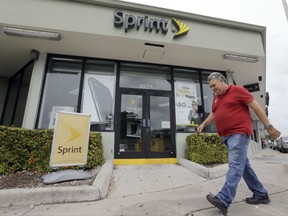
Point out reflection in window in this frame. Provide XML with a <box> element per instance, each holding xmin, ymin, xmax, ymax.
<box><xmin>202</xmin><ymin>71</ymin><xmax>217</xmax><ymax>133</ymax></box>
<box><xmin>120</xmin><ymin>95</ymin><xmax>142</xmax><ymax>152</ymax></box>
<box><xmin>150</xmin><ymin>96</ymin><xmax>171</xmax><ymax>152</ymax></box>
<box><xmin>174</xmin><ymin>69</ymin><xmax>202</xmax><ymax>132</ymax></box>
<box><xmin>120</xmin><ymin>63</ymin><xmax>171</xmax><ymax>90</ymax></box>
<box><xmin>37</xmin><ymin>58</ymin><xmax>82</xmax><ymax>129</ymax></box>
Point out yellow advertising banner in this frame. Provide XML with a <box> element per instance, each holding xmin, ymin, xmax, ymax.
<box><xmin>50</xmin><ymin>112</ymin><xmax>91</xmax><ymax>168</ymax></box>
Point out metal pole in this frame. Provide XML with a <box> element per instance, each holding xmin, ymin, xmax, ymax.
<box><xmin>283</xmin><ymin>0</ymin><xmax>288</xmax><ymax>22</ymax></box>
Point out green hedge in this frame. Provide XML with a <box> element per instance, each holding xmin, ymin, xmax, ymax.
<box><xmin>0</xmin><ymin>126</ymin><xmax>104</xmax><ymax>174</ymax></box>
<box><xmin>185</xmin><ymin>133</ymin><xmax>228</xmax><ymax>165</ymax></box>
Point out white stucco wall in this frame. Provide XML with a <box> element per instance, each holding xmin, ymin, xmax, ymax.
<box><xmin>101</xmin><ymin>131</ymin><xmax>115</xmax><ymax>160</ymax></box>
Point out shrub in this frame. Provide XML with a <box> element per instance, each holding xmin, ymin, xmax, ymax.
<box><xmin>0</xmin><ymin>126</ymin><xmax>104</xmax><ymax>174</ymax></box>
<box><xmin>85</xmin><ymin>132</ymin><xmax>104</xmax><ymax>170</ymax></box>
<box><xmin>185</xmin><ymin>133</ymin><xmax>228</xmax><ymax>165</ymax></box>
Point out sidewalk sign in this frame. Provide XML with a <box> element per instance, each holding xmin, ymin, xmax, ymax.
<box><xmin>49</xmin><ymin>111</ymin><xmax>91</xmax><ymax>168</ymax></box>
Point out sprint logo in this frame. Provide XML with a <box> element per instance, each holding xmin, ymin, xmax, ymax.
<box><xmin>64</xmin><ymin>125</ymin><xmax>81</xmax><ymax>143</ymax></box>
<box><xmin>171</xmin><ymin>18</ymin><xmax>190</xmax><ymax>38</ymax></box>
<box><xmin>130</xmin><ymin>98</ymin><xmax>137</xmax><ymax>106</ymax></box>
<box><xmin>114</xmin><ymin>10</ymin><xmax>190</xmax><ymax>39</ymax></box>
<box><xmin>57</xmin><ymin>123</ymin><xmax>82</xmax><ymax>156</ymax></box>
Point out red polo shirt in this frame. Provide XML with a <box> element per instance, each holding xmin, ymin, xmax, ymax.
<box><xmin>212</xmin><ymin>85</ymin><xmax>254</xmax><ymax>137</ymax></box>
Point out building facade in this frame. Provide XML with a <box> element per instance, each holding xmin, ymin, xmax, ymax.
<box><xmin>0</xmin><ymin>0</ymin><xmax>266</xmax><ymax>162</ymax></box>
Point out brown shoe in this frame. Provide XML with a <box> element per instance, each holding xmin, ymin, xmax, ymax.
<box><xmin>206</xmin><ymin>194</ymin><xmax>228</xmax><ymax>214</ymax></box>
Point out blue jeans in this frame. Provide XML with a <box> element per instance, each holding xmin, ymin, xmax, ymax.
<box><xmin>216</xmin><ymin>134</ymin><xmax>268</xmax><ymax>208</ymax></box>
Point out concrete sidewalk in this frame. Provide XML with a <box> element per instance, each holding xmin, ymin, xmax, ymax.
<box><xmin>0</xmin><ymin>152</ymin><xmax>227</xmax><ymax>208</ymax></box>
<box><xmin>1</xmin><ymin>149</ymin><xmax>288</xmax><ymax>216</ymax></box>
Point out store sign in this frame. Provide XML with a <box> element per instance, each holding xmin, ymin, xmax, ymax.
<box><xmin>113</xmin><ymin>10</ymin><xmax>190</xmax><ymax>38</ymax></box>
<box><xmin>243</xmin><ymin>83</ymin><xmax>260</xmax><ymax>92</ymax></box>
<box><xmin>50</xmin><ymin>112</ymin><xmax>91</xmax><ymax>168</ymax></box>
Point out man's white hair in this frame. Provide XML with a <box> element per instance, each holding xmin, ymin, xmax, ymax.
<box><xmin>208</xmin><ymin>72</ymin><xmax>228</xmax><ymax>84</ymax></box>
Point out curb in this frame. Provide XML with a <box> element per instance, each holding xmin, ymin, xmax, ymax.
<box><xmin>178</xmin><ymin>158</ymin><xmax>228</xmax><ymax>179</ymax></box>
<box><xmin>0</xmin><ymin>160</ymin><xmax>114</xmax><ymax>208</ymax></box>
<box><xmin>92</xmin><ymin>159</ymin><xmax>113</xmax><ymax>198</ymax></box>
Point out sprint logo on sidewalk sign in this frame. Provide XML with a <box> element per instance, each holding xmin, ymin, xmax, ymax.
<box><xmin>114</xmin><ymin>10</ymin><xmax>190</xmax><ymax>38</ymax></box>
<box><xmin>50</xmin><ymin>112</ymin><xmax>91</xmax><ymax>168</ymax></box>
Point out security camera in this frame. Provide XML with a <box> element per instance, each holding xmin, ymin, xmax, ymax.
<box><xmin>30</xmin><ymin>49</ymin><xmax>39</xmax><ymax>60</ymax></box>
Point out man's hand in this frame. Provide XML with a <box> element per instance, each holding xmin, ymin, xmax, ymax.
<box><xmin>197</xmin><ymin>124</ymin><xmax>204</xmax><ymax>133</ymax></box>
<box><xmin>247</xmin><ymin>100</ymin><xmax>281</xmax><ymax>140</ymax></box>
<box><xmin>196</xmin><ymin>112</ymin><xmax>214</xmax><ymax>133</ymax></box>
<box><xmin>267</xmin><ymin>127</ymin><xmax>281</xmax><ymax>140</ymax></box>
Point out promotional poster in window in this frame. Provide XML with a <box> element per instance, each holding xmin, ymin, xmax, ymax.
<box><xmin>175</xmin><ymin>81</ymin><xmax>199</xmax><ymax>127</ymax></box>
<box><xmin>82</xmin><ymin>74</ymin><xmax>115</xmax><ymax>130</ymax></box>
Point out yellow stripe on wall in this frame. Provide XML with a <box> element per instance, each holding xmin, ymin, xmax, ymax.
<box><xmin>114</xmin><ymin>158</ymin><xmax>177</xmax><ymax>165</ymax></box>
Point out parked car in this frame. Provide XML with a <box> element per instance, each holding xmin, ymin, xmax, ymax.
<box><xmin>272</xmin><ymin>140</ymin><xmax>278</xmax><ymax>150</ymax></box>
<box><xmin>268</xmin><ymin>140</ymin><xmax>277</xmax><ymax>150</ymax></box>
<box><xmin>278</xmin><ymin>137</ymin><xmax>288</xmax><ymax>153</ymax></box>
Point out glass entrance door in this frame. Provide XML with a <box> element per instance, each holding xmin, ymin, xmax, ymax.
<box><xmin>115</xmin><ymin>89</ymin><xmax>175</xmax><ymax>159</ymax></box>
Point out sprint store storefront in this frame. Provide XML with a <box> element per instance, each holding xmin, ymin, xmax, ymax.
<box><xmin>0</xmin><ymin>0</ymin><xmax>266</xmax><ymax>163</ymax></box>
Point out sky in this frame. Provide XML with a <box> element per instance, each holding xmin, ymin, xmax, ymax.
<box><xmin>120</xmin><ymin>0</ymin><xmax>288</xmax><ymax>137</ymax></box>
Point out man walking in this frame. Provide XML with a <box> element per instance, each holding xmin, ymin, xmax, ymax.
<box><xmin>197</xmin><ymin>72</ymin><xmax>281</xmax><ymax>214</ymax></box>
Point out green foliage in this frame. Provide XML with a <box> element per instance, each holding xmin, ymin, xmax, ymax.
<box><xmin>0</xmin><ymin>126</ymin><xmax>104</xmax><ymax>174</ymax></box>
<box><xmin>85</xmin><ymin>132</ymin><xmax>104</xmax><ymax>170</ymax></box>
<box><xmin>185</xmin><ymin>133</ymin><xmax>228</xmax><ymax>165</ymax></box>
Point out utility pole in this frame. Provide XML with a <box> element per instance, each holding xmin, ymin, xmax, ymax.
<box><xmin>283</xmin><ymin>0</ymin><xmax>288</xmax><ymax>22</ymax></box>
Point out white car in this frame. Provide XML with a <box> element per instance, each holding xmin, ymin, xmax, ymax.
<box><xmin>272</xmin><ymin>140</ymin><xmax>278</xmax><ymax>150</ymax></box>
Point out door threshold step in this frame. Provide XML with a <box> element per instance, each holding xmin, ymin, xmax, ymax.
<box><xmin>114</xmin><ymin>158</ymin><xmax>177</xmax><ymax>165</ymax></box>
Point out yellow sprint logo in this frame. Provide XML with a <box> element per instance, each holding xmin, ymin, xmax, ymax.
<box><xmin>57</xmin><ymin>123</ymin><xmax>82</xmax><ymax>156</ymax></box>
<box><xmin>172</xmin><ymin>18</ymin><xmax>190</xmax><ymax>38</ymax></box>
<box><xmin>64</xmin><ymin>125</ymin><xmax>81</xmax><ymax>143</ymax></box>
<box><xmin>130</xmin><ymin>98</ymin><xmax>136</xmax><ymax>106</ymax></box>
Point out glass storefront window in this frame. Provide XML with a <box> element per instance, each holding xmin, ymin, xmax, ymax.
<box><xmin>2</xmin><ymin>73</ymin><xmax>20</xmax><ymax>125</ymax></box>
<box><xmin>13</xmin><ymin>64</ymin><xmax>33</xmax><ymax>127</ymax></box>
<box><xmin>81</xmin><ymin>60</ymin><xmax>116</xmax><ymax>131</ymax></box>
<box><xmin>1</xmin><ymin>61</ymin><xmax>33</xmax><ymax>127</ymax></box>
<box><xmin>119</xmin><ymin>94</ymin><xmax>143</xmax><ymax>152</ymax></box>
<box><xmin>150</xmin><ymin>96</ymin><xmax>172</xmax><ymax>152</ymax></box>
<box><xmin>37</xmin><ymin>57</ymin><xmax>82</xmax><ymax>129</ymax></box>
<box><xmin>120</xmin><ymin>63</ymin><xmax>171</xmax><ymax>90</ymax></box>
<box><xmin>174</xmin><ymin>69</ymin><xmax>202</xmax><ymax>132</ymax></box>
<box><xmin>37</xmin><ymin>55</ymin><xmax>222</xmax><ymax>135</ymax></box>
<box><xmin>201</xmin><ymin>71</ymin><xmax>218</xmax><ymax>133</ymax></box>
